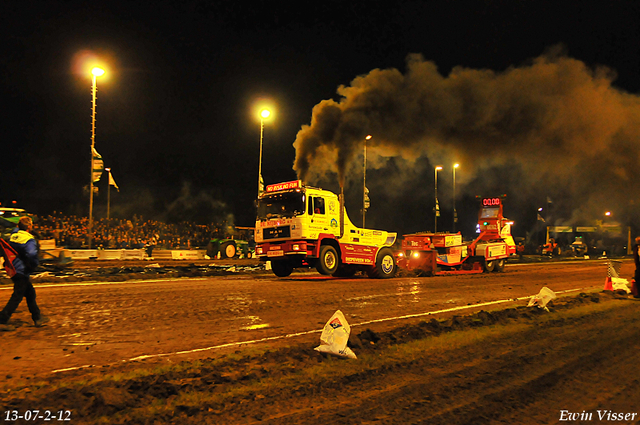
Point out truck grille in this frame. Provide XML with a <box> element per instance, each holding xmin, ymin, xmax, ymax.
<box><xmin>263</xmin><ymin>226</ymin><xmax>291</xmax><ymax>240</ymax></box>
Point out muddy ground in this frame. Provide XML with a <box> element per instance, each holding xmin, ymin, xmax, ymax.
<box><xmin>1</xmin><ymin>259</ymin><xmax>639</xmax><ymax>424</ymax></box>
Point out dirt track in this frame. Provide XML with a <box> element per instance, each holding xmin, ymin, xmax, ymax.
<box><xmin>1</xmin><ymin>259</ymin><xmax>639</xmax><ymax>424</ymax></box>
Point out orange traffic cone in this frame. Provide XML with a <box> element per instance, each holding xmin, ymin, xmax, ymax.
<box><xmin>604</xmin><ymin>276</ymin><xmax>613</xmax><ymax>291</ymax></box>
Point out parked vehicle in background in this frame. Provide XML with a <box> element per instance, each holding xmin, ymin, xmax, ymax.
<box><xmin>1</xmin><ymin>208</ymin><xmax>31</xmax><ymax>242</ymax></box>
<box><xmin>206</xmin><ymin>226</ymin><xmax>255</xmax><ymax>259</ymax></box>
<box><xmin>569</xmin><ymin>236</ymin><xmax>588</xmax><ymax>256</ymax></box>
<box><xmin>540</xmin><ymin>238</ymin><xmax>560</xmax><ymax>257</ymax></box>
<box><xmin>0</xmin><ymin>208</ymin><xmax>29</xmax><ymax>230</ymax></box>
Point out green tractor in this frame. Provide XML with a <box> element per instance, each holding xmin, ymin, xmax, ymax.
<box><xmin>1</xmin><ymin>208</ymin><xmax>30</xmax><ymax>242</ymax></box>
<box><xmin>0</xmin><ymin>208</ymin><xmax>29</xmax><ymax>230</ymax></box>
<box><xmin>1</xmin><ymin>208</ymin><xmax>73</xmax><ymax>267</ymax></box>
<box><xmin>206</xmin><ymin>226</ymin><xmax>255</xmax><ymax>259</ymax></box>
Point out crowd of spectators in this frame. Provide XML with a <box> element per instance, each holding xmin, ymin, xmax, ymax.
<box><xmin>30</xmin><ymin>211</ymin><xmax>237</xmax><ymax>250</ymax></box>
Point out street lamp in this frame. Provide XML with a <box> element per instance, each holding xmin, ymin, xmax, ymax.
<box><xmin>363</xmin><ymin>135</ymin><xmax>372</xmax><ymax>227</ymax></box>
<box><xmin>88</xmin><ymin>66</ymin><xmax>105</xmax><ymax>249</ymax></box>
<box><xmin>453</xmin><ymin>163</ymin><xmax>459</xmax><ymax>232</ymax></box>
<box><xmin>434</xmin><ymin>165</ymin><xmax>443</xmax><ymax>233</ymax></box>
<box><xmin>258</xmin><ymin>108</ymin><xmax>271</xmax><ymax>195</ymax></box>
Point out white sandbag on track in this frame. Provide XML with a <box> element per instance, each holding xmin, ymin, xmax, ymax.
<box><xmin>314</xmin><ymin>310</ymin><xmax>357</xmax><ymax>359</ymax></box>
<box><xmin>528</xmin><ymin>286</ymin><xmax>557</xmax><ymax>310</ymax></box>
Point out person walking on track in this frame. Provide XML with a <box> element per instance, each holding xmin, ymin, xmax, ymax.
<box><xmin>0</xmin><ymin>216</ymin><xmax>49</xmax><ymax>331</ymax></box>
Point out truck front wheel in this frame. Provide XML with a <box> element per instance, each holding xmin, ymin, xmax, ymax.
<box><xmin>317</xmin><ymin>245</ymin><xmax>339</xmax><ymax>275</ymax></box>
<box><xmin>367</xmin><ymin>248</ymin><xmax>397</xmax><ymax>278</ymax></box>
<box><xmin>271</xmin><ymin>260</ymin><xmax>293</xmax><ymax>277</ymax></box>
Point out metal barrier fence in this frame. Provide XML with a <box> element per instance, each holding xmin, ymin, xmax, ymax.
<box><xmin>60</xmin><ymin>249</ymin><xmax>207</xmax><ymax>260</ymax></box>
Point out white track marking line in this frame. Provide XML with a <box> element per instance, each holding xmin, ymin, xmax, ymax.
<box><xmin>352</xmin><ymin>287</ymin><xmax>590</xmax><ymax>326</ymax></box>
<box><xmin>51</xmin><ymin>286</ymin><xmax>594</xmax><ymax>374</ymax></box>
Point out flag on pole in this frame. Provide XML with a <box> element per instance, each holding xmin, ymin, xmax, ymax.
<box><xmin>259</xmin><ymin>174</ymin><xmax>264</xmax><ymax>195</ymax></box>
<box><xmin>108</xmin><ymin>169</ymin><xmax>119</xmax><ymax>192</ymax></box>
<box><xmin>547</xmin><ymin>196</ymin><xmax>553</xmax><ymax>204</ymax></box>
<box><xmin>537</xmin><ymin>213</ymin><xmax>546</xmax><ymax>222</ymax></box>
<box><xmin>92</xmin><ymin>148</ymin><xmax>104</xmax><ymax>182</ymax></box>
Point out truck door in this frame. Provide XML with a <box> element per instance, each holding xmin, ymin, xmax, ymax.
<box><xmin>308</xmin><ymin>196</ymin><xmax>341</xmax><ymax>238</ymax></box>
<box><xmin>307</xmin><ymin>196</ymin><xmax>324</xmax><ymax>239</ymax></box>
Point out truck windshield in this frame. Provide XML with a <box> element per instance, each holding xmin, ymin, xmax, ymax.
<box><xmin>257</xmin><ymin>191</ymin><xmax>305</xmax><ymax>220</ymax></box>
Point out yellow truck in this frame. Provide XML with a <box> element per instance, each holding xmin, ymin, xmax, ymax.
<box><xmin>255</xmin><ymin>180</ymin><xmax>397</xmax><ymax>278</ymax></box>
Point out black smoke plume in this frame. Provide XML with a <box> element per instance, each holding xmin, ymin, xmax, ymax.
<box><xmin>293</xmin><ymin>48</ymin><xmax>640</xmax><ymax>229</ymax></box>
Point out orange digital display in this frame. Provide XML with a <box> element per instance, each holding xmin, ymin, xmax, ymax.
<box><xmin>482</xmin><ymin>198</ymin><xmax>502</xmax><ymax>207</ymax></box>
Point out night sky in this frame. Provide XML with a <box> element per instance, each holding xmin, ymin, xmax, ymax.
<box><xmin>3</xmin><ymin>1</ymin><xmax>640</xmax><ymax>240</ymax></box>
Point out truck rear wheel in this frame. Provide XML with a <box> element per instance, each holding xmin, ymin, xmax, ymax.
<box><xmin>484</xmin><ymin>259</ymin><xmax>496</xmax><ymax>272</ymax></box>
<box><xmin>271</xmin><ymin>260</ymin><xmax>293</xmax><ymax>277</ymax></box>
<box><xmin>367</xmin><ymin>248</ymin><xmax>397</xmax><ymax>278</ymax></box>
<box><xmin>317</xmin><ymin>245</ymin><xmax>339</xmax><ymax>275</ymax></box>
<box><xmin>496</xmin><ymin>259</ymin><xmax>506</xmax><ymax>272</ymax></box>
<box><xmin>220</xmin><ymin>241</ymin><xmax>237</xmax><ymax>259</ymax></box>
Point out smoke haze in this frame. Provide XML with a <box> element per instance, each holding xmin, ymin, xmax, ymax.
<box><xmin>91</xmin><ymin>181</ymin><xmax>234</xmax><ymax>226</ymax></box>
<box><xmin>293</xmin><ymin>48</ymin><xmax>640</xmax><ymax>231</ymax></box>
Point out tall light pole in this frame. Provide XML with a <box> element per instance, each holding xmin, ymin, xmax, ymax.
<box><xmin>258</xmin><ymin>108</ymin><xmax>271</xmax><ymax>196</ymax></box>
<box><xmin>105</xmin><ymin>167</ymin><xmax>111</xmax><ymax>220</ymax></box>
<box><xmin>363</xmin><ymin>135</ymin><xmax>371</xmax><ymax>228</ymax></box>
<box><xmin>434</xmin><ymin>165</ymin><xmax>443</xmax><ymax>233</ymax></box>
<box><xmin>453</xmin><ymin>163</ymin><xmax>459</xmax><ymax>232</ymax></box>
<box><xmin>537</xmin><ymin>207</ymin><xmax>545</xmax><ymax>246</ymax></box>
<box><xmin>88</xmin><ymin>67</ymin><xmax>104</xmax><ymax>249</ymax></box>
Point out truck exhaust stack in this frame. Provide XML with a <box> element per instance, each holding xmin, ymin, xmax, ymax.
<box><xmin>339</xmin><ymin>184</ymin><xmax>345</xmax><ymax>238</ymax></box>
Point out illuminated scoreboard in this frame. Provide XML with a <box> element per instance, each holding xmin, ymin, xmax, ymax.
<box><xmin>481</xmin><ymin>197</ymin><xmax>503</xmax><ymax>207</ymax></box>
<box><xmin>479</xmin><ymin>196</ymin><xmax>505</xmax><ymax>221</ymax></box>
